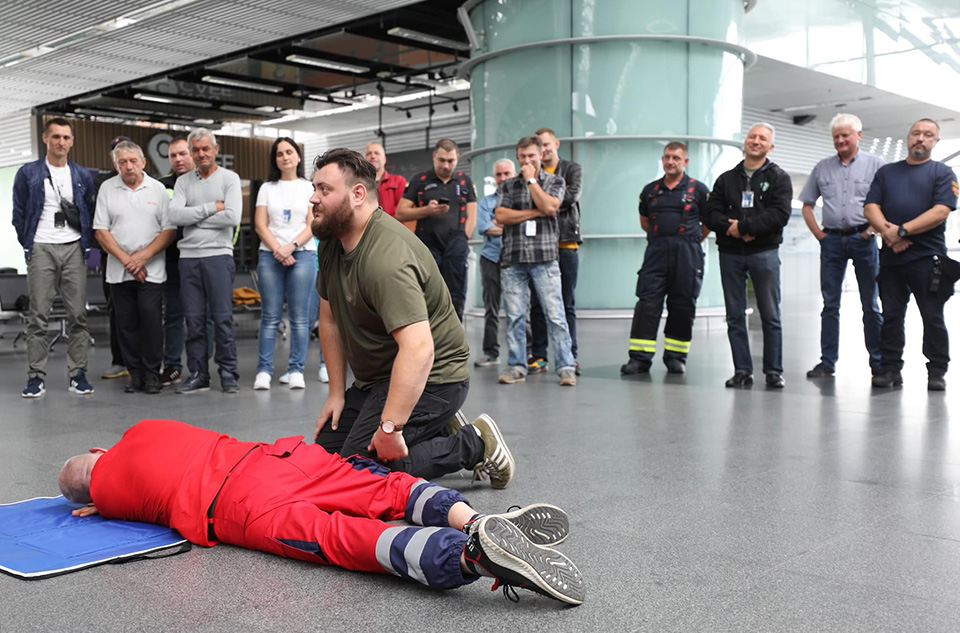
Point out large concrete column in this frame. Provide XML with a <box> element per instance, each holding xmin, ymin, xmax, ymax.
<box><xmin>461</xmin><ymin>0</ymin><xmax>755</xmax><ymax>309</ymax></box>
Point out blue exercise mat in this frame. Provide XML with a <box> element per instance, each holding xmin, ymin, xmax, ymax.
<box><xmin>0</xmin><ymin>496</ymin><xmax>190</xmax><ymax>579</ymax></box>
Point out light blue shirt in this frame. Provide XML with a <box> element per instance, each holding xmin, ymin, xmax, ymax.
<box><xmin>799</xmin><ymin>150</ymin><xmax>886</xmax><ymax>229</ymax></box>
<box><xmin>477</xmin><ymin>192</ymin><xmax>501</xmax><ymax>263</ymax></box>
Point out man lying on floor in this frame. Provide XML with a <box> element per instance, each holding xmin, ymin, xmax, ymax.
<box><xmin>58</xmin><ymin>419</ymin><xmax>584</xmax><ymax>605</ymax></box>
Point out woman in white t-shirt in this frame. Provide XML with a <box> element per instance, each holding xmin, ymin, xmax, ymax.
<box><xmin>253</xmin><ymin>138</ymin><xmax>317</xmax><ymax>390</ymax></box>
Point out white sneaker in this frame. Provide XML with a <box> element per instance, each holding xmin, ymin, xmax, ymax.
<box><xmin>253</xmin><ymin>372</ymin><xmax>271</xmax><ymax>390</ymax></box>
<box><xmin>318</xmin><ymin>364</ymin><xmax>329</xmax><ymax>383</ymax></box>
<box><xmin>278</xmin><ymin>372</ymin><xmax>290</xmax><ymax>384</ymax></box>
<box><xmin>288</xmin><ymin>372</ymin><xmax>306</xmax><ymax>389</ymax></box>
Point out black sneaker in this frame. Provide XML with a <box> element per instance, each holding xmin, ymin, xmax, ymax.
<box><xmin>725</xmin><ymin>371</ymin><xmax>753</xmax><ymax>388</ymax></box>
<box><xmin>765</xmin><ymin>373</ymin><xmax>785</xmax><ymax>389</ymax></box>
<box><xmin>806</xmin><ymin>363</ymin><xmax>835</xmax><ymax>378</ymax></box>
<box><xmin>68</xmin><ymin>371</ymin><xmax>94</xmax><ymax>395</ymax></box>
<box><xmin>464</xmin><ymin>516</ymin><xmax>584</xmax><ymax>605</ymax></box>
<box><xmin>466</xmin><ymin>504</ymin><xmax>570</xmax><ymax>546</ymax></box>
<box><xmin>177</xmin><ymin>373</ymin><xmax>210</xmax><ymax>394</ymax></box>
<box><xmin>221</xmin><ymin>374</ymin><xmax>240</xmax><ymax>394</ymax></box>
<box><xmin>620</xmin><ymin>359</ymin><xmax>650</xmax><ymax>375</ymax></box>
<box><xmin>124</xmin><ymin>374</ymin><xmax>145</xmax><ymax>394</ymax></box>
<box><xmin>872</xmin><ymin>371</ymin><xmax>903</xmax><ymax>388</ymax></box>
<box><xmin>160</xmin><ymin>367</ymin><xmax>182</xmax><ymax>386</ymax></box>
<box><xmin>22</xmin><ymin>377</ymin><xmax>45</xmax><ymax>399</ymax></box>
<box><xmin>928</xmin><ymin>374</ymin><xmax>947</xmax><ymax>391</ymax></box>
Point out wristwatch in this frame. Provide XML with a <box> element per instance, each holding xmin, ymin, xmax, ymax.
<box><xmin>897</xmin><ymin>225</ymin><xmax>909</xmax><ymax>238</ymax></box>
<box><xmin>527</xmin><ymin>178</ymin><xmax>537</xmax><ymax>186</ymax></box>
<box><xmin>380</xmin><ymin>420</ymin><xmax>403</xmax><ymax>434</ymax></box>
<box><xmin>292</xmin><ymin>239</ymin><xmax>300</xmax><ymax>249</ymax></box>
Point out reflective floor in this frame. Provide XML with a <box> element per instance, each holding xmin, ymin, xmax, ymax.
<box><xmin>1</xmin><ymin>281</ymin><xmax>959</xmax><ymax>632</ymax></box>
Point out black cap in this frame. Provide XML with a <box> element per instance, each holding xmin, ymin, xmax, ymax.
<box><xmin>110</xmin><ymin>135</ymin><xmax>134</xmax><ymax>150</ymax></box>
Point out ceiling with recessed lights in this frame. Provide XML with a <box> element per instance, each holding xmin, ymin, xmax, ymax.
<box><xmin>0</xmin><ymin>0</ymin><xmax>467</xmax><ymax>123</ymax></box>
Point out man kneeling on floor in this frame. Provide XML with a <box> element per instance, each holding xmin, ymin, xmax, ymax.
<box><xmin>59</xmin><ymin>420</ymin><xmax>584</xmax><ymax>605</ymax></box>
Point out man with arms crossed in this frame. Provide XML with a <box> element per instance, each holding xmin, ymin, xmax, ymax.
<box><xmin>311</xmin><ymin>149</ymin><xmax>514</xmax><ymax>489</ymax></box>
<box><xmin>167</xmin><ymin>129</ymin><xmax>242</xmax><ymax>394</ymax></box>
<box><xmin>800</xmin><ymin>113</ymin><xmax>885</xmax><ymax>378</ymax></box>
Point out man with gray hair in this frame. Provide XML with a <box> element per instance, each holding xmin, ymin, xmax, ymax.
<box><xmin>473</xmin><ymin>158</ymin><xmax>516</xmax><ymax>367</ymax></box>
<box><xmin>800</xmin><ymin>114</ymin><xmax>885</xmax><ymax>379</ymax></box>
<box><xmin>704</xmin><ymin>123</ymin><xmax>793</xmax><ymax>389</ymax></box>
<box><xmin>93</xmin><ymin>141</ymin><xmax>176</xmax><ymax>394</ymax></box>
<box><xmin>167</xmin><ymin>129</ymin><xmax>242</xmax><ymax>394</ymax></box>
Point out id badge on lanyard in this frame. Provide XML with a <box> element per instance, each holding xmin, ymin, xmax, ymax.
<box><xmin>741</xmin><ymin>191</ymin><xmax>754</xmax><ymax>208</ymax></box>
<box><xmin>524</xmin><ymin>220</ymin><xmax>537</xmax><ymax>237</ymax></box>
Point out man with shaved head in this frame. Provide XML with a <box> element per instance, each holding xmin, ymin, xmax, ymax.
<box><xmin>364</xmin><ymin>141</ymin><xmax>407</xmax><ymax>220</ymax></box>
<box><xmin>473</xmin><ymin>158</ymin><xmax>516</xmax><ymax>367</ymax></box>
<box><xmin>59</xmin><ymin>420</ymin><xmax>584</xmax><ymax>605</ymax></box>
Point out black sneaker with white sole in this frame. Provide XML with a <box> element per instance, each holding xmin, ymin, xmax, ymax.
<box><xmin>464</xmin><ymin>516</ymin><xmax>585</xmax><ymax>605</ymax></box>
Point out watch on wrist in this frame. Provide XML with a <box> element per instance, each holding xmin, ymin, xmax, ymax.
<box><xmin>527</xmin><ymin>178</ymin><xmax>537</xmax><ymax>186</ymax></box>
<box><xmin>898</xmin><ymin>225</ymin><xmax>909</xmax><ymax>238</ymax></box>
<box><xmin>380</xmin><ymin>420</ymin><xmax>403</xmax><ymax>434</ymax></box>
<box><xmin>292</xmin><ymin>239</ymin><xmax>300</xmax><ymax>249</ymax></box>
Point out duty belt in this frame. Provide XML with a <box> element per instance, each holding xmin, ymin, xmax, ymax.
<box><xmin>822</xmin><ymin>223</ymin><xmax>869</xmax><ymax>236</ymax></box>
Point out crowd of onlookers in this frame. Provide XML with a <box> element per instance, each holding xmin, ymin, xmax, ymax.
<box><xmin>10</xmin><ymin>113</ymin><xmax>959</xmax><ymax>398</ymax></box>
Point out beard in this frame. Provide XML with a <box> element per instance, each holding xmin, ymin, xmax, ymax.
<box><xmin>310</xmin><ymin>197</ymin><xmax>353</xmax><ymax>240</ymax></box>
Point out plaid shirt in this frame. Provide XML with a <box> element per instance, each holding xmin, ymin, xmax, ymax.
<box><xmin>497</xmin><ymin>170</ymin><xmax>566</xmax><ymax>265</ymax></box>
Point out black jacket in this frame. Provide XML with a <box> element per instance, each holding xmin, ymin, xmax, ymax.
<box><xmin>703</xmin><ymin>159</ymin><xmax>793</xmax><ymax>254</ymax></box>
<box><xmin>554</xmin><ymin>158</ymin><xmax>582</xmax><ymax>244</ymax></box>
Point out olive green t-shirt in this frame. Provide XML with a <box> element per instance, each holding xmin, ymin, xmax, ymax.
<box><xmin>317</xmin><ymin>208</ymin><xmax>470</xmax><ymax>389</ymax></box>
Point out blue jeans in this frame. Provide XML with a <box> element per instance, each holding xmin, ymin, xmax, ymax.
<box><xmin>257</xmin><ymin>250</ymin><xmax>318</xmax><ymax>375</ymax></box>
<box><xmin>501</xmin><ymin>261</ymin><xmax>575</xmax><ymax>373</ymax></box>
<box><xmin>530</xmin><ymin>248</ymin><xmax>579</xmax><ymax>360</ymax></box>
<box><xmin>308</xmin><ymin>282</ymin><xmax>324</xmax><ymax>364</ymax></box>
<box><xmin>719</xmin><ymin>249</ymin><xmax>783</xmax><ymax>375</ymax></box>
<box><xmin>819</xmin><ymin>234</ymin><xmax>882</xmax><ymax>371</ymax></box>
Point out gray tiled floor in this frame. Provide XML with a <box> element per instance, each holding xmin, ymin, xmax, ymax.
<box><xmin>1</xmin><ymin>285</ymin><xmax>959</xmax><ymax>632</ymax></box>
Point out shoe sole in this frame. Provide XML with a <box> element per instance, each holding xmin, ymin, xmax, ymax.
<box><xmin>499</xmin><ymin>375</ymin><xmax>526</xmax><ymax>384</ymax></box>
<box><xmin>68</xmin><ymin>386</ymin><xmax>94</xmax><ymax>395</ymax></box>
<box><xmin>22</xmin><ymin>390</ymin><xmax>45</xmax><ymax>399</ymax></box>
<box><xmin>478</xmin><ymin>517</ymin><xmax>584</xmax><ymax>605</ymax></box>
<box><xmin>474</xmin><ymin>414</ymin><xmax>515</xmax><ymax>490</ymax></box>
<box><xmin>492</xmin><ymin>504</ymin><xmax>570</xmax><ymax>546</ymax></box>
<box><xmin>560</xmin><ymin>377</ymin><xmax>577</xmax><ymax>386</ymax></box>
<box><xmin>223</xmin><ymin>387</ymin><xmax>240</xmax><ymax>394</ymax></box>
<box><xmin>101</xmin><ymin>373</ymin><xmax>129</xmax><ymax>379</ymax></box>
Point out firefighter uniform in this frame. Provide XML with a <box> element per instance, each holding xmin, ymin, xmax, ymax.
<box><xmin>626</xmin><ymin>174</ymin><xmax>710</xmax><ymax>371</ymax></box>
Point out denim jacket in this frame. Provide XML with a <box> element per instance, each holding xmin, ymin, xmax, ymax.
<box><xmin>12</xmin><ymin>158</ymin><xmax>96</xmax><ymax>261</ymax></box>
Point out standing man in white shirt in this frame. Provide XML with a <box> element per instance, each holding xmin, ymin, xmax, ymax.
<box><xmin>93</xmin><ymin>141</ymin><xmax>176</xmax><ymax>395</ymax></box>
<box><xmin>12</xmin><ymin>118</ymin><xmax>96</xmax><ymax>398</ymax></box>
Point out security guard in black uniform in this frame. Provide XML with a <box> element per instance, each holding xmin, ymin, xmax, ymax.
<box><xmin>396</xmin><ymin>138</ymin><xmax>478</xmax><ymax>322</ymax></box>
<box><xmin>622</xmin><ymin>142</ymin><xmax>710</xmax><ymax>375</ymax></box>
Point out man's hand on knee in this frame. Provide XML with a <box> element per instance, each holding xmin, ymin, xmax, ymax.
<box><xmin>314</xmin><ymin>395</ymin><xmax>345</xmax><ymax>439</ymax></box>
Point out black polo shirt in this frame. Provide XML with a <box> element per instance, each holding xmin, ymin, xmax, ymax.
<box><xmin>638</xmin><ymin>173</ymin><xmax>710</xmax><ymax>241</ymax></box>
<box><xmin>402</xmin><ymin>169</ymin><xmax>477</xmax><ymax>247</ymax></box>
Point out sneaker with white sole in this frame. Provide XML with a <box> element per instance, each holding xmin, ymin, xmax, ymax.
<box><xmin>559</xmin><ymin>368</ymin><xmax>577</xmax><ymax>386</ymax></box>
<box><xmin>22</xmin><ymin>377</ymin><xmax>45</xmax><ymax>398</ymax></box>
<box><xmin>68</xmin><ymin>371</ymin><xmax>94</xmax><ymax>395</ymax></box>
<box><xmin>318</xmin><ymin>364</ymin><xmax>329</xmax><ymax>383</ymax></box>
<box><xmin>463</xmin><ymin>516</ymin><xmax>585</xmax><ymax>605</ymax></box>
<box><xmin>278</xmin><ymin>372</ymin><xmax>290</xmax><ymax>384</ymax></box>
<box><xmin>498</xmin><ymin>367</ymin><xmax>526</xmax><ymax>385</ymax></box>
<box><xmin>470</xmin><ymin>414</ymin><xmax>515</xmax><ymax>489</ymax></box>
<box><xmin>253</xmin><ymin>372</ymin><xmax>271</xmax><ymax>390</ymax></box>
<box><xmin>464</xmin><ymin>503</ymin><xmax>570</xmax><ymax>546</ymax></box>
<box><xmin>288</xmin><ymin>372</ymin><xmax>305</xmax><ymax>389</ymax></box>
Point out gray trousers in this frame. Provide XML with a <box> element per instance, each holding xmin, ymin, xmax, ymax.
<box><xmin>26</xmin><ymin>241</ymin><xmax>89</xmax><ymax>379</ymax></box>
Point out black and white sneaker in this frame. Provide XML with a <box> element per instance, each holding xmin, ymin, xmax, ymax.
<box><xmin>465</xmin><ymin>503</ymin><xmax>570</xmax><ymax>546</ymax></box>
<box><xmin>464</xmin><ymin>516</ymin><xmax>585</xmax><ymax>605</ymax></box>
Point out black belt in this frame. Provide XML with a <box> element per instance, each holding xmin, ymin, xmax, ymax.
<box><xmin>822</xmin><ymin>223</ymin><xmax>869</xmax><ymax>236</ymax></box>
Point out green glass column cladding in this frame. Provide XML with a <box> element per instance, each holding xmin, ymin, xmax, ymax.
<box><xmin>463</xmin><ymin>0</ymin><xmax>753</xmax><ymax>309</ymax></box>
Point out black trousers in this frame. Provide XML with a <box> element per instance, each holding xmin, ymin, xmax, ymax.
<box><xmin>424</xmin><ymin>232</ymin><xmax>469</xmax><ymax>322</ymax></box>
<box><xmin>111</xmin><ymin>281</ymin><xmax>164</xmax><ymax>378</ymax></box>
<box><xmin>315</xmin><ymin>379</ymin><xmax>484</xmax><ymax>480</ymax></box>
<box><xmin>877</xmin><ymin>258</ymin><xmax>951</xmax><ymax>376</ymax></box>
<box><xmin>479</xmin><ymin>256</ymin><xmax>501</xmax><ymax>358</ymax></box>
<box><xmin>101</xmin><ymin>262</ymin><xmax>124</xmax><ymax>366</ymax></box>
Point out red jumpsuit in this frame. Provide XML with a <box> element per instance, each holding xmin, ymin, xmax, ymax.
<box><xmin>90</xmin><ymin>420</ymin><xmax>473</xmax><ymax>589</ymax></box>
